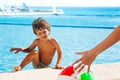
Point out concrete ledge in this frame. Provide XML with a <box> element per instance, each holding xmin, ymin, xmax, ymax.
<box><xmin>0</xmin><ymin>62</ymin><xmax>120</xmax><ymax>80</ymax></box>
<box><xmin>91</xmin><ymin>62</ymin><xmax>120</xmax><ymax>80</ymax></box>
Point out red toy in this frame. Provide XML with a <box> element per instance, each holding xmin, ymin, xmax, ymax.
<box><xmin>59</xmin><ymin>65</ymin><xmax>75</xmax><ymax>76</ymax></box>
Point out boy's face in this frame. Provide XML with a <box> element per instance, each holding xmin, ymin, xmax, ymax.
<box><xmin>35</xmin><ymin>29</ymin><xmax>50</xmax><ymax>41</ymax></box>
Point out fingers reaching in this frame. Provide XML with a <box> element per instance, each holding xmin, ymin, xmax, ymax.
<box><xmin>87</xmin><ymin>65</ymin><xmax>91</xmax><ymax>73</ymax></box>
<box><xmin>77</xmin><ymin>64</ymin><xmax>85</xmax><ymax>73</ymax></box>
<box><xmin>74</xmin><ymin>63</ymin><xmax>91</xmax><ymax>73</ymax></box>
<box><xmin>72</xmin><ymin>58</ymin><xmax>82</xmax><ymax>65</ymax></box>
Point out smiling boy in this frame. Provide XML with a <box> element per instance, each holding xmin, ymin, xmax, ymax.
<box><xmin>10</xmin><ymin>17</ymin><xmax>64</xmax><ymax>71</ymax></box>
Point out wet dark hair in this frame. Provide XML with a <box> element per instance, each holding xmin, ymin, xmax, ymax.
<box><xmin>32</xmin><ymin>17</ymin><xmax>51</xmax><ymax>35</ymax></box>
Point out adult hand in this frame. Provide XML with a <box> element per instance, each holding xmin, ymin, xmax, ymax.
<box><xmin>72</xmin><ymin>50</ymin><xmax>98</xmax><ymax>73</ymax></box>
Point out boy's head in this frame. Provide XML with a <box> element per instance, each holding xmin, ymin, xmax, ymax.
<box><xmin>32</xmin><ymin>17</ymin><xmax>51</xmax><ymax>35</ymax></box>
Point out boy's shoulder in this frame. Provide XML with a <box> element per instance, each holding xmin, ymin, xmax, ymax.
<box><xmin>50</xmin><ymin>38</ymin><xmax>60</xmax><ymax>44</ymax></box>
<box><xmin>33</xmin><ymin>38</ymin><xmax>40</xmax><ymax>43</ymax></box>
<box><xmin>34</xmin><ymin>38</ymin><xmax>40</xmax><ymax>41</ymax></box>
<box><xmin>50</xmin><ymin>37</ymin><xmax>58</xmax><ymax>41</ymax></box>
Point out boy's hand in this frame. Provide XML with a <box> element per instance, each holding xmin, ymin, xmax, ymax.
<box><xmin>10</xmin><ymin>48</ymin><xmax>22</xmax><ymax>54</ymax></box>
<box><xmin>14</xmin><ymin>66</ymin><xmax>21</xmax><ymax>71</ymax></box>
<box><xmin>55</xmin><ymin>64</ymin><xmax>64</xmax><ymax>69</ymax></box>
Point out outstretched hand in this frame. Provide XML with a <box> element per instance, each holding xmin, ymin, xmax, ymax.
<box><xmin>72</xmin><ymin>50</ymin><xmax>98</xmax><ymax>73</ymax></box>
<box><xmin>10</xmin><ymin>48</ymin><xmax>22</xmax><ymax>54</ymax></box>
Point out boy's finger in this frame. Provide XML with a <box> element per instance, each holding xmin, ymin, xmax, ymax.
<box><xmin>10</xmin><ymin>48</ymin><xmax>14</xmax><ymax>52</ymax></box>
<box><xmin>15</xmin><ymin>51</ymin><xmax>19</xmax><ymax>54</ymax></box>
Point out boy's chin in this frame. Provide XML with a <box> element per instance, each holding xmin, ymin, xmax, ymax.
<box><xmin>41</xmin><ymin>38</ymin><xmax>48</xmax><ymax>41</ymax></box>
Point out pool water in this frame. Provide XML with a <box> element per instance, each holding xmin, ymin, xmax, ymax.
<box><xmin>0</xmin><ymin>24</ymin><xmax>120</xmax><ymax>72</ymax></box>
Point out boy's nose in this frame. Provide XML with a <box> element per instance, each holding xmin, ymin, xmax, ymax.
<box><xmin>41</xmin><ymin>33</ymin><xmax>45</xmax><ymax>37</ymax></box>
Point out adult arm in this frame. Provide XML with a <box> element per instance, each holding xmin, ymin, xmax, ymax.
<box><xmin>72</xmin><ymin>25</ymin><xmax>120</xmax><ymax>73</ymax></box>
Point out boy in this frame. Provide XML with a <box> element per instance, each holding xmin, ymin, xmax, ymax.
<box><xmin>10</xmin><ymin>17</ymin><xmax>64</xmax><ymax>71</ymax></box>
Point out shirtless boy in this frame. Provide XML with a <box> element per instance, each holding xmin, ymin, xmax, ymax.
<box><xmin>10</xmin><ymin>17</ymin><xmax>64</xmax><ymax>71</ymax></box>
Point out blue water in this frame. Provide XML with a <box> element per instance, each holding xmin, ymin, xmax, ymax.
<box><xmin>0</xmin><ymin>7</ymin><xmax>120</xmax><ymax>72</ymax></box>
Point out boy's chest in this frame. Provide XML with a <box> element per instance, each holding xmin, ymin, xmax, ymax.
<box><xmin>37</xmin><ymin>41</ymin><xmax>55</xmax><ymax>50</ymax></box>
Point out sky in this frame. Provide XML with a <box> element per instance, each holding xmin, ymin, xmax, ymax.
<box><xmin>0</xmin><ymin>0</ymin><xmax>120</xmax><ymax>7</ymax></box>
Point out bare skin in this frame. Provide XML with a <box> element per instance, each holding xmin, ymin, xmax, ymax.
<box><xmin>72</xmin><ymin>25</ymin><xmax>120</xmax><ymax>73</ymax></box>
<box><xmin>10</xmin><ymin>29</ymin><xmax>64</xmax><ymax>71</ymax></box>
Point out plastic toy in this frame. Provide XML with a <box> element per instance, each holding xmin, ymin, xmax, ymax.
<box><xmin>57</xmin><ymin>65</ymin><xmax>94</xmax><ymax>80</ymax></box>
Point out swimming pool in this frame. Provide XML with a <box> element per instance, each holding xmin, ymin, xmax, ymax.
<box><xmin>0</xmin><ymin>7</ymin><xmax>120</xmax><ymax>72</ymax></box>
<box><xmin>0</xmin><ymin>23</ymin><xmax>120</xmax><ymax>72</ymax></box>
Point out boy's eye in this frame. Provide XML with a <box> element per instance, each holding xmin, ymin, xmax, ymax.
<box><xmin>43</xmin><ymin>31</ymin><xmax>47</xmax><ymax>34</ymax></box>
<box><xmin>38</xmin><ymin>31</ymin><xmax>47</xmax><ymax>35</ymax></box>
<box><xmin>38</xmin><ymin>32</ymin><xmax>42</xmax><ymax>35</ymax></box>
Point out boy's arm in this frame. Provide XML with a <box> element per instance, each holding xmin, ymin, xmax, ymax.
<box><xmin>52</xmin><ymin>39</ymin><xmax>64</xmax><ymax>69</ymax></box>
<box><xmin>22</xmin><ymin>40</ymin><xmax>37</xmax><ymax>53</ymax></box>
<box><xmin>10</xmin><ymin>39</ymin><xmax>37</xmax><ymax>53</ymax></box>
